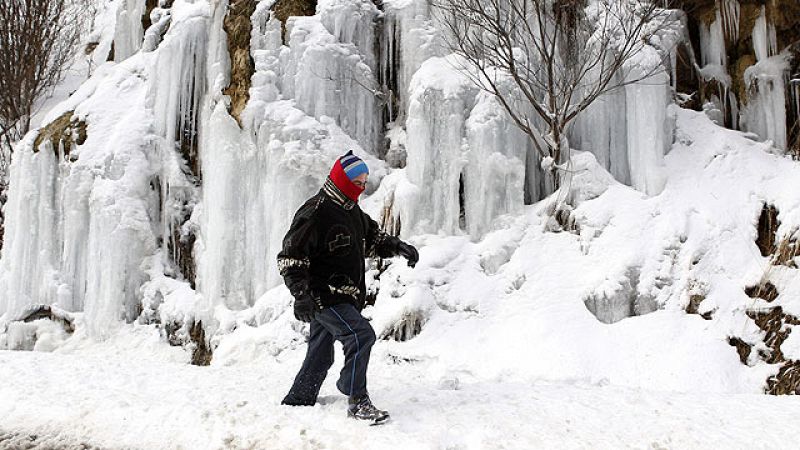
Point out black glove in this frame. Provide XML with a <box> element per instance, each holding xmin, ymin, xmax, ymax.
<box><xmin>396</xmin><ymin>241</ymin><xmax>419</xmax><ymax>268</ymax></box>
<box><xmin>294</xmin><ymin>292</ymin><xmax>322</xmax><ymax>323</ymax></box>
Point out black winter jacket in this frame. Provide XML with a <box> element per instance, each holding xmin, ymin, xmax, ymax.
<box><xmin>277</xmin><ymin>178</ymin><xmax>402</xmax><ymax>310</ymax></box>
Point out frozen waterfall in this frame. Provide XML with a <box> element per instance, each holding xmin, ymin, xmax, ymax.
<box><xmin>0</xmin><ymin>0</ymin><xmax>708</xmax><ymax>340</ymax></box>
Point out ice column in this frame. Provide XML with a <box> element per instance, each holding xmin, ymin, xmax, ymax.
<box><xmin>741</xmin><ymin>7</ymin><xmax>787</xmax><ymax>150</ymax></box>
<box><xmin>624</xmin><ymin>52</ymin><xmax>670</xmax><ymax>196</ymax></box>
<box><xmin>196</xmin><ymin>103</ymin><xmax>254</xmax><ymax>311</ymax></box>
<box><xmin>149</xmin><ymin>16</ymin><xmax>208</xmax><ymax>273</ymax></box>
<box><xmin>281</xmin><ymin>16</ymin><xmax>380</xmax><ymax>153</ymax></box>
<box><xmin>404</xmin><ymin>57</ymin><xmax>528</xmax><ymax>237</ymax></box>
<box><xmin>742</xmin><ymin>56</ymin><xmax>789</xmax><ymax>150</ymax></box>
<box><xmin>752</xmin><ymin>7</ymin><xmax>778</xmax><ymax>63</ymax></box>
<box><xmin>404</xmin><ymin>57</ymin><xmax>476</xmax><ymax>235</ymax></box>
<box><xmin>114</xmin><ymin>0</ymin><xmax>147</xmax><ymax>62</ymax></box>
<box><xmin>570</xmin><ymin>69</ymin><xmax>631</xmax><ymax>185</ymax></box>
<box><xmin>59</xmin><ymin>167</ymin><xmax>93</xmax><ymax>314</ymax></box>
<box><xmin>381</xmin><ymin>0</ymin><xmax>442</xmax><ymax>120</ymax></box>
<box><xmin>464</xmin><ymin>93</ymin><xmax>527</xmax><ymax>237</ymax></box>
<box><xmin>0</xmin><ymin>144</ymin><xmax>61</xmax><ymax>319</ymax></box>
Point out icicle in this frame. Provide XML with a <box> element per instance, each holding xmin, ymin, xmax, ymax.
<box><xmin>381</xmin><ymin>0</ymin><xmax>442</xmax><ymax>120</ymax></box>
<box><xmin>281</xmin><ymin>17</ymin><xmax>381</xmax><ymax>153</ymax></box>
<box><xmin>318</xmin><ymin>0</ymin><xmax>380</xmax><ymax>72</ymax></box>
<box><xmin>752</xmin><ymin>6</ymin><xmax>777</xmax><ymax>63</ymax></box>
<box><xmin>742</xmin><ymin>55</ymin><xmax>789</xmax><ymax>150</ymax></box>
<box><xmin>570</xmin><ymin>68</ymin><xmax>630</xmax><ymax>185</ymax></box>
<box><xmin>699</xmin><ymin>13</ymin><xmax>726</xmax><ymax>68</ymax></box>
<box><xmin>463</xmin><ymin>92</ymin><xmax>527</xmax><ymax>237</ymax></box>
<box><xmin>113</xmin><ymin>0</ymin><xmax>148</xmax><ymax>62</ymax></box>
<box><xmin>624</xmin><ymin>49</ymin><xmax>670</xmax><ymax>196</ymax></box>
<box><xmin>149</xmin><ymin>15</ymin><xmax>208</xmax><ymax>290</ymax></box>
<box><xmin>717</xmin><ymin>0</ymin><xmax>740</xmax><ymax>42</ymax></box>
<box><xmin>0</xmin><ymin>145</ymin><xmax>61</xmax><ymax>319</ymax></box>
<box><xmin>728</xmin><ymin>88</ymin><xmax>739</xmax><ymax>130</ymax></box>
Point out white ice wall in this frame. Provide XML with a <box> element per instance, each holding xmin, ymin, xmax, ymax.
<box><xmin>114</xmin><ymin>0</ymin><xmax>147</xmax><ymax>62</ymax></box>
<box><xmin>742</xmin><ymin>55</ymin><xmax>789</xmax><ymax>151</ymax></box>
<box><xmin>464</xmin><ymin>92</ymin><xmax>527</xmax><ymax>237</ymax></box>
<box><xmin>741</xmin><ymin>7</ymin><xmax>787</xmax><ymax>150</ymax></box>
<box><xmin>0</xmin><ymin>57</ymin><xmax>158</xmax><ymax>339</ymax></box>
<box><xmin>0</xmin><ymin>0</ymin><xmax>692</xmax><ymax>339</ymax></box>
<box><xmin>570</xmin><ymin>72</ymin><xmax>631</xmax><ymax>185</ymax></box>
<box><xmin>403</xmin><ymin>56</ymin><xmax>530</xmax><ymax>236</ymax></box>
<box><xmin>624</xmin><ymin>57</ymin><xmax>671</xmax><ymax>196</ymax></box>
<box><xmin>281</xmin><ymin>9</ymin><xmax>381</xmax><ymax>153</ymax></box>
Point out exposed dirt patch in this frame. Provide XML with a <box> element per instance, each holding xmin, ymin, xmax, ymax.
<box><xmin>744</xmin><ymin>305</ymin><xmax>800</xmax><ymax>394</ymax></box>
<box><xmin>754</xmin><ymin>203</ymin><xmax>798</xmax><ymax>268</ymax></box>
<box><xmin>161</xmin><ymin>319</ymin><xmax>213</xmax><ymax>366</ymax></box>
<box><xmin>773</xmin><ymin>232</ymin><xmax>799</xmax><ymax>268</ymax></box>
<box><xmin>728</xmin><ymin>201</ymin><xmax>800</xmax><ymax>394</ymax></box>
<box><xmin>18</xmin><ymin>305</ymin><xmax>75</xmax><ymax>334</ymax></box>
<box><xmin>222</xmin><ymin>0</ymin><xmax>258</xmax><ymax>126</ymax></box>
<box><xmin>141</xmin><ymin>0</ymin><xmax>158</xmax><ymax>31</ymax></box>
<box><xmin>686</xmin><ymin>293</ymin><xmax>713</xmax><ymax>319</ymax></box>
<box><xmin>744</xmin><ymin>281</ymin><xmax>779</xmax><ymax>302</ymax></box>
<box><xmin>271</xmin><ymin>0</ymin><xmax>317</xmax><ymax>44</ymax></box>
<box><xmin>189</xmin><ymin>320</ymin><xmax>213</xmax><ymax>366</ymax></box>
<box><xmin>33</xmin><ymin>111</ymin><xmax>87</xmax><ymax>159</ymax></box>
<box><xmin>746</xmin><ymin>306</ymin><xmax>798</xmax><ymax>364</ymax></box>
<box><xmin>766</xmin><ymin>361</ymin><xmax>800</xmax><ymax>395</ymax></box>
<box><xmin>728</xmin><ymin>337</ymin><xmax>752</xmax><ymax>365</ymax></box>
<box><xmin>380</xmin><ymin>311</ymin><xmax>425</xmax><ymax>342</ymax></box>
<box><xmin>756</xmin><ymin>203</ymin><xmax>779</xmax><ymax>257</ymax></box>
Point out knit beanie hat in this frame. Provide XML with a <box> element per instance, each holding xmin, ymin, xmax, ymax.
<box><xmin>329</xmin><ymin>150</ymin><xmax>369</xmax><ymax>201</ymax></box>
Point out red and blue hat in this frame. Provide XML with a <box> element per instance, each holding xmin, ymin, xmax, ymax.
<box><xmin>329</xmin><ymin>150</ymin><xmax>369</xmax><ymax>201</ymax></box>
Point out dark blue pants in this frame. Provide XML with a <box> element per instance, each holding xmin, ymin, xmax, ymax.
<box><xmin>282</xmin><ymin>303</ymin><xmax>377</xmax><ymax>406</ymax></box>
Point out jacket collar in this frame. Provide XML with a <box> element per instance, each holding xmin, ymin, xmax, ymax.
<box><xmin>322</xmin><ymin>178</ymin><xmax>356</xmax><ymax>210</ymax></box>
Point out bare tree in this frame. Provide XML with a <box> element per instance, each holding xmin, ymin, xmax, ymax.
<box><xmin>0</xmin><ymin>0</ymin><xmax>89</xmax><ymax>150</ymax></box>
<box><xmin>432</xmin><ymin>0</ymin><xmax>677</xmax><ymax>191</ymax></box>
<box><xmin>0</xmin><ymin>0</ymin><xmax>88</xmax><ymax>248</ymax></box>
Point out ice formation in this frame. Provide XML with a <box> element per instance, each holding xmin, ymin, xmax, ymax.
<box><xmin>401</xmin><ymin>56</ymin><xmax>531</xmax><ymax>236</ymax></box>
<box><xmin>624</xmin><ymin>53</ymin><xmax>671</xmax><ymax>196</ymax></box>
<box><xmin>0</xmin><ymin>0</ymin><xmax>793</xmax><ymax>348</ymax></box>
<box><xmin>113</xmin><ymin>0</ymin><xmax>148</xmax><ymax>62</ymax></box>
<box><xmin>717</xmin><ymin>0</ymin><xmax>740</xmax><ymax>43</ymax></box>
<box><xmin>742</xmin><ymin>54</ymin><xmax>789</xmax><ymax>151</ymax></box>
<box><xmin>699</xmin><ymin>11</ymin><xmax>727</xmax><ymax>69</ymax></box>
<box><xmin>752</xmin><ymin>6</ymin><xmax>778</xmax><ymax>64</ymax></box>
<box><xmin>570</xmin><ymin>72</ymin><xmax>631</xmax><ymax>185</ymax></box>
<box><xmin>0</xmin><ymin>57</ymin><xmax>158</xmax><ymax>339</ymax></box>
<box><xmin>690</xmin><ymin>1</ymin><xmax>790</xmax><ymax>150</ymax></box>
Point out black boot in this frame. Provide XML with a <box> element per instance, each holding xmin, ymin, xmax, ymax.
<box><xmin>347</xmin><ymin>393</ymin><xmax>389</xmax><ymax>423</ymax></box>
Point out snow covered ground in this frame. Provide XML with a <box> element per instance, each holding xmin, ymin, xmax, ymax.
<box><xmin>1</xmin><ymin>325</ymin><xmax>799</xmax><ymax>450</ymax></box>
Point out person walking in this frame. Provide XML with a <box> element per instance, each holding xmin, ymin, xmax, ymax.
<box><xmin>277</xmin><ymin>151</ymin><xmax>419</xmax><ymax>423</ymax></box>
